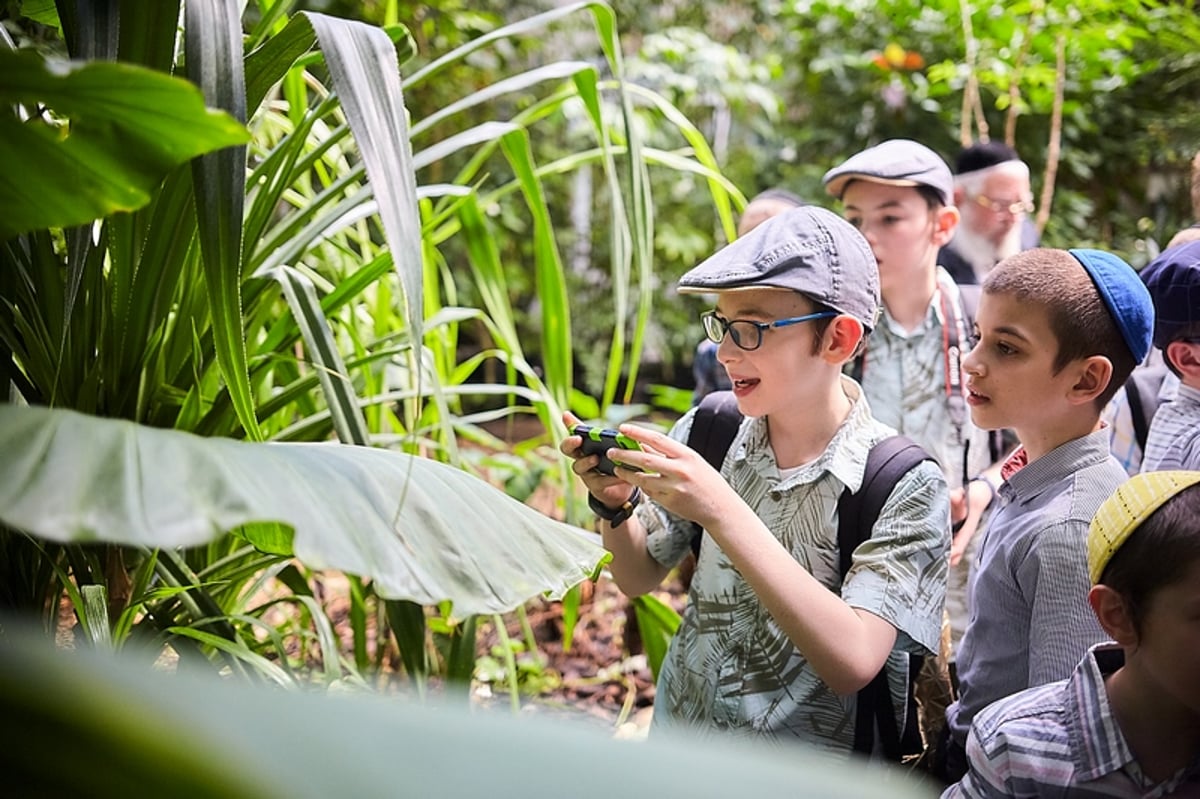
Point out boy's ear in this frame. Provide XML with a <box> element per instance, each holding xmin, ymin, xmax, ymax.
<box><xmin>1166</xmin><ymin>339</ymin><xmax>1200</xmax><ymax>379</ymax></box>
<box><xmin>1088</xmin><ymin>584</ymin><xmax>1138</xmax><ymax>646</ymax></box>
<box><xmin>932</xmin><ymin>205</ymin><xmax>960</xmax><ymax>247</ymax></box>
<box><xmin>1066</xmin><ymin>355</ymin><xmax>1113</xmax><ymax>405</ymax></box>
<box><xmin>822</xmin><ymin>315</ymin><xmax>865</xmax><ymax>364</ymax></box>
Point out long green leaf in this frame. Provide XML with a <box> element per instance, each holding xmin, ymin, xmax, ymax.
<box><xmin>268</xmin><ymin>265</ymin><xmax>371</xmax><ymax>446</ymax></box>
<box><xmin>0</xmin><ymin>404</ymin><xmax>609</xmax><ymax>615</ymax></box>
<box><xmin>303</xmin><ymin>12</ymin><xmax>424</xmax><ymax>429</ymax></box>
<box><xmin>499</xmin><ymin>130</ymin><xmax>571</xmax><ymax>412</ymax></box>
<box><xmin>185</xmin><ymin>0</ymin><xmax>261</xmax><ymax>441</ymax></box>
<box><xmin>630</xmin><ymin>593</ymin><xmax>681</xmax><ymax>681</ymax></box>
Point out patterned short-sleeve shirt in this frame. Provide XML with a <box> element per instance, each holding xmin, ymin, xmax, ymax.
<box><xmin>638</xmin><ymin>378</ymin><xmax>950</xmax><ymax>753</ymax></box>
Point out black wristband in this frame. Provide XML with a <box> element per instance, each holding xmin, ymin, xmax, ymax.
<box><xmin>588</xmin><ymin>487</ymin><xmax>642</xmax><ymax>528</ymax></box>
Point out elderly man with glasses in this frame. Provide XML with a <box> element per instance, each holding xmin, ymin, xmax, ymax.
<box><xmin>939</xmin><ymin>142</ymin><xmax>1040</xmax><ymax>285</ymax></box>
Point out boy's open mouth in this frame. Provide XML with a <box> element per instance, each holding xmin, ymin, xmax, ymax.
<box><xmin>731</xmin><ymin>377</ymin><xmax>760</xmax><ymax>391</ymax></box>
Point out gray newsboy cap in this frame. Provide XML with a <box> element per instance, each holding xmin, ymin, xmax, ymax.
<box><xmin>678</xmin><ymin>206</ymin><xmax>881</xmax><ymax>331</ymax></box>
<box><xmin>822</xmin><ymin>139</ymin><xmax>954</xmax><ymax>206</ymax></box>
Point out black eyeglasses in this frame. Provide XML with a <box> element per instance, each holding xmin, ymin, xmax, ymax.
<box><xmin>701</xmin><ymin>309</ymin><xmax>838</xmax><ymax>351</ymax></box>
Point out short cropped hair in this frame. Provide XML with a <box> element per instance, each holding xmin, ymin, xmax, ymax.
<box><xmin>1096</xmin><ymin>484</ymin><xmax>1200</xmax><ymax>635</ymax></box>
<box><xmin>983</xmin><ymin>248</ymin><xmax>1136</xmax><ymax>408</ymax></box>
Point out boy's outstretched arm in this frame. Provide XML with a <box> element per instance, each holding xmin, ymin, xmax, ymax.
<box><xmin>610</xmin><ymin>423</ymin><xmax>916</xmax><ymax>696</ymax></box>
<box><xmin>560</xmin><ymin>413</ymin><xmax>669</xmax><ymax>596</ymax></box>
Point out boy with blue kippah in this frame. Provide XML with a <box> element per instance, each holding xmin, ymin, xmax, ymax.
<box><xmin>937</xmin><ymin>247</ymin><xmax>1157</xmax><ymax>783</ymax></box>
<box><xmin>1139</xmin><ymin>240</ymin><xmax>1200</xmax><ymax>472</ymax></box>
<box><xmin>945</xmin><ymin>470</ymin><xmax>1200</xmax><ymax>797</ymax></box>
<box><xmin>561</xmin><ymin>206</ymin><xmax>950</xmax><ymax>755</ymax></box>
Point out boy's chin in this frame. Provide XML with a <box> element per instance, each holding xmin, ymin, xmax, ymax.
<box><xmin>967</xmin><ymin>404</ymin><xmax>1007</xmax><ymax>431</ymax></box>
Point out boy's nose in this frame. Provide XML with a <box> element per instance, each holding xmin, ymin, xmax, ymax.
<box><xmin>962</xmin><ymin>341</ymin><xmax>983</xmax><ymax>375</ymax></box>
<box><xmin>716</xmin><ymin>334</ymin><xmax>740</xmax><ymax>364</ymax></box>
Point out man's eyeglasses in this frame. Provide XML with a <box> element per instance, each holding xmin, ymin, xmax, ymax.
<box><xmin>701</xmin><ymin>309</ymin><xmax>837</xmax><ymax>351</ymax></box>
<box><xmin>971</xmin><ymin>195</ymin><xmax>1035</xmax><ymax>215</ymax></box>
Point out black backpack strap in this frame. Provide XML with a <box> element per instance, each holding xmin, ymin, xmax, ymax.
<box><xmin>1125</xmin><ymin>374</ymin><xmax>1150</xmax><ymax>452</ymax></box>
<box><xmin>685</xmin><ymin>390</ymin><xmax>743</xmax><ymax>557</ymax></box>
<box><xmin>839</xmin><ymin>435</ymin><xmax>933</xmax><ymax>759</ymax></box>
<box><xmin>837</xmin><ymin>436</ymin><xmax>930</xmax><ymax>576</ymax></box>
<box><xmin>1124</xmin><ymin>361</ymin><xmax>1171</xmax><ymax>454</ymax></box>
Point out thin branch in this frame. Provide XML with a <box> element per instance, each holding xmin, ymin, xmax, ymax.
<box><xmin>959</xmin><ymin>0</ymin><xmax>988</xmax><ymax>145</ymax></box>
<box><xmin>1003</xmin><ymin>22</ymin><xmax>1034</xmax><ymax>147</ymax></box>
<box><xmin>1035</xmin><ymin>35</ymin><xmax>1066</xmax><ymax>238</ymax></box>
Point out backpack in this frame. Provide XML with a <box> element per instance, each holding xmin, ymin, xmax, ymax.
<box><xmin>685</xmin><ymin>389</ymin><xmax>934</xmax><ymax>761</ymax></box>
<box><xmin>1123</xmin><ymin>360</ymin><xmax>1170</xmax><ymax>453</ymax></box>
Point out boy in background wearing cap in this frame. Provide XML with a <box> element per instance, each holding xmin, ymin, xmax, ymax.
<box><xmin>944</xmin><ymin>471</ymin><xmax>1200</xmax><ymax>797</ymax></box>
<box><xmin>939</xmin><ymin>247</ymin><xmax>1156</xmax><ymax>783</ymax></box>
<box><xmin>938</xmin><ymin>142</ymin><xmax>1039</xmax><ymax>286</ymax></box>
<box><xmin>560</xmin><ymin>206</ymin><xmax>950</xmax><ymax>754</ymax></box>
<box><xmin>1139</xmin><ymin>240</ymin><xmax>1200</xmax><ymax>472</ymax></box>
<box><xmin>823</xmin><ymin>139</ymin><xmax>1004</xmax><ymax>700</ymax></box>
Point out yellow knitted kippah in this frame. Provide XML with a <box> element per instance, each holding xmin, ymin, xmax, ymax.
<box><xmin>1088</xmin><ymin>470</ymin><xmax>1200</xmax><ymax>584</ymax></box>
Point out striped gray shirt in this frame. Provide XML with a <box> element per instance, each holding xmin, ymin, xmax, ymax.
<box><xmin>1140</xmin><ymin>382</ymin><xmax>1200</xmax><ymax>472</ymax></box>
<box><xmin>944</xmin><ymin>645</ymin><xmax>1200</xmax><ymax>797</ymax></box>
<box><xmin>947</xmin><ymin>428</ymin><xmax>1127</xmax><ymax>747</ymax></box>
<box><xmin>639</xmin><ymin>378</ymin><xmax>950</xmax><ymax>753</ymax></box>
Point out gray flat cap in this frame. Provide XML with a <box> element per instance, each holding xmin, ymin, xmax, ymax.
<box><xmin>822</xmin><ymin>139</ymin><xmax>954</xmax><ymax>206</ymax></box>
<box><xmin>678</xmin><ymin>205</ymin><xmax>881</xmax><ymax>331</ymax></box>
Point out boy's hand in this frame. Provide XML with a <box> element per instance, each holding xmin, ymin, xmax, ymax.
<box><xmin>561</xmin><ymin>412</ymin><xmax>639</xmax><ymax>510</ymax></box>
<box><xmin>603</xmin><ymin>422</ymin><xmax>734</xmax><ymax>531</ymax></box>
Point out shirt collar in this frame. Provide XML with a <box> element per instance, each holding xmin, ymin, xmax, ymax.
<box><xmin>998</xmin><ymin>427</ymin><xmax>1115</xmax><ymax>504</ymax></box>
<box><xmin>1067</xmin><ymin>645</ymin><xmax>1132</xmax><ymax>781</ymax></box>
<box><xmin>735</xmin><ymin>375</ymin><xmax>877</xmax><ymax>493</ymax></box>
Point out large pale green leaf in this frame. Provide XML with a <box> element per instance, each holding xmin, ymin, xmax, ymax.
<box><xmin>0</xmin><ymin>631</ymin><xmax>936</xmax><ymax>799</ymax></box>
<box><xmin>0</xmin><ymin>51</ymin><xmax>248</xmax><ymax>239</ymax></box>
<box><xmin>0</xmin><ymin>405</ymin><xmax>608</xmax><ymax>615</ymax></box>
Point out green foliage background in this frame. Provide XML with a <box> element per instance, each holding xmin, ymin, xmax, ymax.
<box><xmin>319</xmin><ymin>0</ymin><xmax>1200</xmax><ymax>391</ymax></box>
<box><xmin>1</xmin><ymin>0</ymin><xmax>1197</xmax><ymax>743</ymax></box>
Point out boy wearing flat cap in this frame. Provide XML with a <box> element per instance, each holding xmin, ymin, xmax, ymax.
<box><xmin>945</xmin><ymin>471</ymin><xmax>1200</xmax><ymax>797</ymax></box>
<box><xmin>823</xmin><ymin>139</ymin><xmax>1005</xmax><ymax>692</ymax></box>
<box><xmin>940</xmin><ymin>248</ymin><xmax>1157</xmax><ymax>781</ymax></box>
<box><xmin>1140</xmin><ymin>239</ymin><xmax>1200</xmax><ymax>472</ymax></box>
<box><xmin>561</xmin><ymin>206</ymin><xmax>950</xmax><ymax>754</ymax></box>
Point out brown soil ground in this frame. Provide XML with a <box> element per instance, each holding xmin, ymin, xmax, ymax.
<box><xmin>473</xmin><ymin>574</ymin><xmax>689</xmax><ymax>737</ymax></box>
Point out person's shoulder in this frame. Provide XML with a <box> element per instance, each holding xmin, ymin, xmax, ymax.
<box><xmin>972</xmin><ymin>678</ymin><xmax>1069</xmax><ymax>743</ymax></box>
<box><xmin>937</xmin><ymin>243</ymin><xmax>977</xmax><ymax>285</ymax></box>
<box><xmin>966</xmin><ymin>680</ymin><xmax>1075</xmax><ymax>793</ymax></box>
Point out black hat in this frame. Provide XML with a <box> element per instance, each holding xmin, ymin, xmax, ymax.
<box><xmin>955</xmin><ymin>141</ymin><xmax>1021</xmax><ymax>175</ymax></box>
